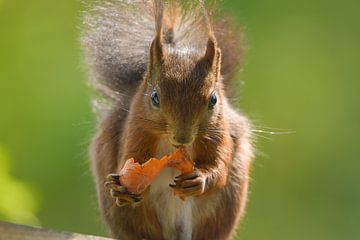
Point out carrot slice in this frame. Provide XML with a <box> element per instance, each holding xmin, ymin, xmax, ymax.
<box><xmin>119</xmin><ymin>148</ymin><xmax>194</xmax><ymax>194</ymax></box>
<box><xmin>167</xmin><ymin>148</ymin><xmax>193</xmax><ymax>174</ymax></box>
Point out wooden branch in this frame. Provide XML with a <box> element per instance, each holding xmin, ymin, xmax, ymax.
<box><xmin>0</xmin><ymin>221</ymin><xmax>114</xmax><ymax>240</ymax></box>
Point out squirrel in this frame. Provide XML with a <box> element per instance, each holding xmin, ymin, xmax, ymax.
<box><xmin>81</xmin><ymin>0</ymin><xmax>253</xmax><ymax>239</ymax></box>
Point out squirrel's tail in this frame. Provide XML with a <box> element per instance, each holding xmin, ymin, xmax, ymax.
<box><xmin>81</xmin><ymin>0</ymin><xmax>245</xmax><ymax>113</ymax></box>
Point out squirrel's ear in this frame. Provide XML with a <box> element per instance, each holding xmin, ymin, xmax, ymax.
<box><xmin>149</xmin><ymin>34</ymin><xmax>164</xmax><ymax>66</ymax></box>
<box><xmin>148</xmin><ymin>0</ymin><xmax>165</xmax><ymax>84</ymax></box>
<box><xmin>148</xmin><ymin>34</ymin><xmax>164</xmax><ymax>83</ymax></box>
<box><xmin>203</xmin><ymin>35</ymin><xmax>222</xmax><ymax>81</ymax></box>
<box><xmin>204</xmin><ymin>36</ymin><xmax>216</xmax><ymax>63</ymax></box>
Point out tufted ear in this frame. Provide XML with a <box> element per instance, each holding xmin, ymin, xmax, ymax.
<box><xmin>203</xmin><ymin>35</ymin><xmax>222</xmax><ymax>82</ymax></box>
<box><xmin>204</xmin><ymin>35</ymin><xmax>216</xmax><ymax>63</ymax></box>
<box><xmin>149</xmin><ymin>33</ymin><xmax>164</xmax><ymax>68</ymax></box>
<box><xmin>147</xmin><ymin>0</ymin><xmax>165</xmax><ymax>85</ymax></box>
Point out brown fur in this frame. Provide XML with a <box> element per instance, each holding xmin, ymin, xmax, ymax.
<box><xmin>86</xmin><ymin>1</ymin><xmax>253</xmax><ymax>239</ymax></box>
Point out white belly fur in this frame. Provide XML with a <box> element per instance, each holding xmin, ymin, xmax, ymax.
<box><xmin>149</xmin><ymin>139</ymin><xmax>194</xmax><ymax>240</ymax></box>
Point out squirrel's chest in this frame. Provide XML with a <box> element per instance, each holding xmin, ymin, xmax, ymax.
<box><xmin>148</xmin><ymin>139</ymin><xmax>194</xmax><ymax>239</ymax></box>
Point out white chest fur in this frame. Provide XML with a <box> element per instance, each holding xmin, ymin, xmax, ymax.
<box><xmin>149</xmin><ymin>139</ymin><xmax>194</xmax><ymax>240</ymax></box>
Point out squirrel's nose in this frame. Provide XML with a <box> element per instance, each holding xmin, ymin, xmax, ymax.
<box><xmin>170</xmin><ymin>135</ymin><xmax>194</xmax><ymax>148</ymax></box>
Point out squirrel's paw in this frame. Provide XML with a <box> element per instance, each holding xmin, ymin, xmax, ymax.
<box><xmin>169</xmin><ymin>170</ymin><xmax>206</xmax><ymax>198</ymax></box>
<box><xmin>104</xmin><ymin>173</ymin><xmax>142</xmax><ymax>207</ymax></box>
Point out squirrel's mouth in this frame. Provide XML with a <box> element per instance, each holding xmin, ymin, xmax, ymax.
<box><xmin>169</xmin><ymin>135</ymin><xmax>195</xmax><ymax>148</ymax></box>
<box><xmin>172</xmin><ymin>143</ymin><xmax>186</xmax><ymax>149</ymax></box>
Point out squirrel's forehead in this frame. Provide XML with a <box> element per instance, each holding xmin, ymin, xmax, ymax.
<box><xmin>163</xmin><ymin>55</ymin><xmax>196</xmax><ymax>72</ymax></box>
<box><xmin>162</xmin><ymin>56</ymin><xmax>209</xmax><ymax>81</ymax></box>
<box><xmin>160</xmin><ymin>68</ymin><xmax>211</xmax><ymax>89</ymax></box>
<box><xmin>158</xmin><ymin>72</ymin><xmax>212</xmax><ymax>99</ymax></box>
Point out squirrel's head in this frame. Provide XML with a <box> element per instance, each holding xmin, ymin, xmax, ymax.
<box><xmin>142</xmin><ymin>33</ymin><xmax>224</xmax><ymax>148</ymax></box>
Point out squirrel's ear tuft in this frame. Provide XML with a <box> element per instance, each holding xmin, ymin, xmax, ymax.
<box><xmin>148</xmin><ymin>0</ymin><xmax>165</xmax><ymax>84</ymax></box>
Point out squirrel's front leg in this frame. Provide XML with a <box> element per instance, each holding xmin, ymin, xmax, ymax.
<box><xmin>104</xmin><ymin>127</ymin><xmax>157</xmax><ymax>207</ymax></box>
<box><xmin>170</xmin><ymin>161</ymin><xmax>228</xmax><ymax>198</ymax></box>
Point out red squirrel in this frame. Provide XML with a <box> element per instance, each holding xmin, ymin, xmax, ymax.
<box><xmin>82</xmin><ymin>0</ymin><xmax>253</xmax><ymax>239</ymax></box>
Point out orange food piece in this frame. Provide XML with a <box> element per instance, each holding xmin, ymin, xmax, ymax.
<box><xmin>167</xmin><ymin>148</ymin><xmax>193</xmax><ymax>174</ymax></box>
<box><xmin>119</xmin><ymin>148</ymin><xmax>194</xmax><ymax>194</ymax></box>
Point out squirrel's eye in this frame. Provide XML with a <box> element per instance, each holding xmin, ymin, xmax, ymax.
<box><xmin>150</xmin><ymin>90</ymin><xmax>160</xmax><ymax>108</ymax></box>
<box><xmin>209</xmin><ymin>93</ymin><xmax>217</xmax><ymax>109</ymax></box>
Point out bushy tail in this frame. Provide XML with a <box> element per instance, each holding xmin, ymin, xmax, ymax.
<box><xmin>81</xmin><ymin>0</ymin><xmax>245</xmax><ymax>110</ymax></box>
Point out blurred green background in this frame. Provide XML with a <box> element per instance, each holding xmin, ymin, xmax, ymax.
<box><xmin>0</xmin><ymin>0</ymin><xmax>359</xmax><ymax>239</ymax></box>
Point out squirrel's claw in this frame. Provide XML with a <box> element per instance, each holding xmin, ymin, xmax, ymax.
<box><xmin>104</xmin><ymin>182</ymin><xmax>126</xmax><ymax>192</ymax></box>
<box><xmin>105</xmin><ymin>173</ymin><xmax>143</xmax><ymax>207</ymax></box>
<box><xmin>106</xmin><ymin>173</ymin><xmax>120</xmax><ymax>182</ymax></box>
<box><xmin>110</xmin><ymin>189</ymin><xmax>142</xmax><ymax>201</ymax></box>
<box><xmin>175</xmin><ymin>172</ymin><xmax>198</xmax><ymax>180</ymax></box>
<box><xmin>171</xmin><ymin>170</ymin><xmax>206</xmax><ymax>198</ymax></box>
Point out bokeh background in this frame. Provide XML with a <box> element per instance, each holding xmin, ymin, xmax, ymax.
<box><xmin>0</xmin><ymin>0</ymin><xmax>359</xmax><ymax>239</ymax></box>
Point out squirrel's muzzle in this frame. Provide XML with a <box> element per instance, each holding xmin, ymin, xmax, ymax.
<box><xmin>170</xmin><ymin>130</ymin><xmax>195</xmax><ymax>147</ymax></box>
